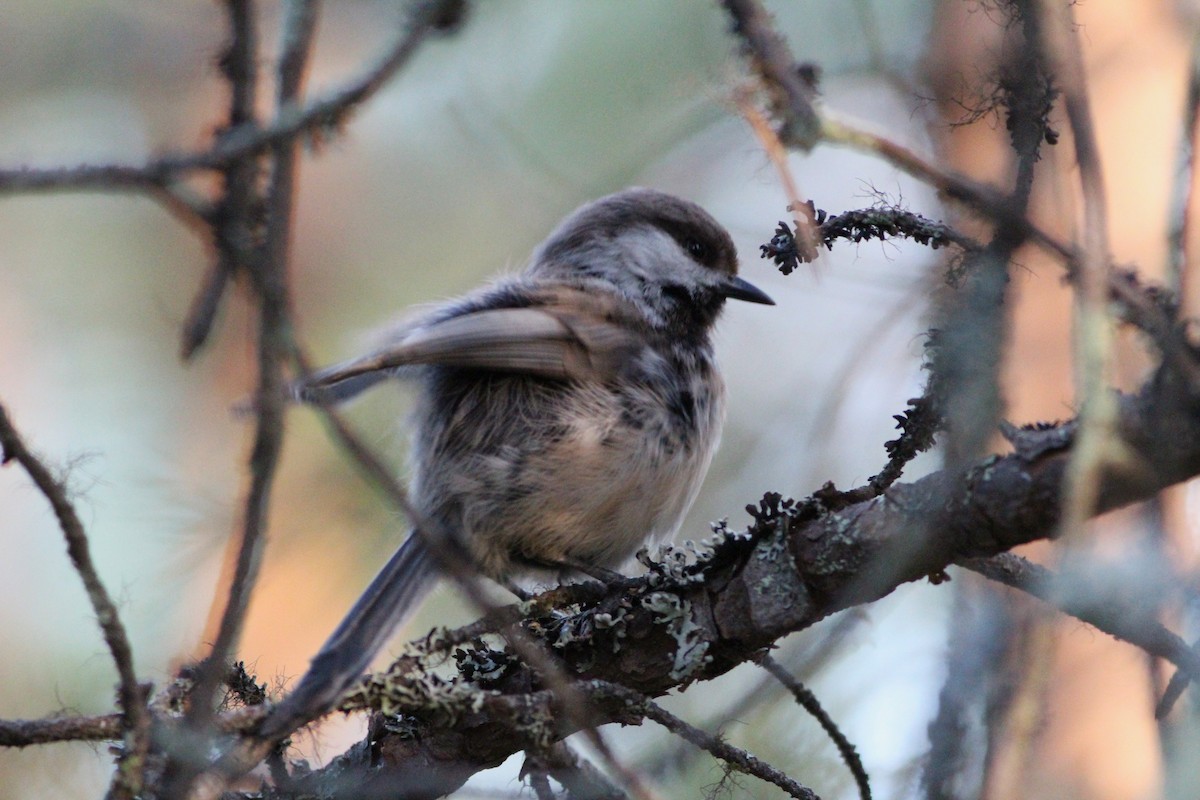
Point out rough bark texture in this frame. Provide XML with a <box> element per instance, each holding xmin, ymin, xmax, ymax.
<box><xmin>279</xmin><ymin>367</ymin><xmax>1200</xmax><ymax>799</ymax></box>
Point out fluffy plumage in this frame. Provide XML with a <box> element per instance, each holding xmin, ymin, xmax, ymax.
<box><xmin>260</xmin><ymin>188</ymin><xmax>772</xmax><ymax>739</ymax></box>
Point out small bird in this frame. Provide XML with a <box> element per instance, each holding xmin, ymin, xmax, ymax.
<box><xmin>260</xmin><ymin>188</ymin><xmax>772</xmax><ymax>739</ymax></box>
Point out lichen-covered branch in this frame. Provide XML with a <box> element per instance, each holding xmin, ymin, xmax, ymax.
<box><xmin>264</xmin><ymin>358</ymin><xmax>1200</xmax><ymax>796</ymax></box>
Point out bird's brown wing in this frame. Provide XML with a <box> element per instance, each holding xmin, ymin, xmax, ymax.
<box><xmin>297</xmin><ymin>300</ymin><xmax>643</xmax><ymax>403</ymax></box>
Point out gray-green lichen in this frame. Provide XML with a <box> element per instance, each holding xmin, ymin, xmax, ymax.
<box><xmin>640</xmin><ymin>591</ymin><xmax>711</xmax><ymax>682</ymax></box>
<box><xmin>592</xmin><ymin>606</ymin><xmax>629</xmax><ymax>652</ymax></box>
<box><xmin>339</xmin><ymin>661</ymin><xmax>496</xmax><ymax>724</ymax></box>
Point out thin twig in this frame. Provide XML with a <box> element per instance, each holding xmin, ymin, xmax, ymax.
<box><xmin>0</xmin><ymin>0</ymin><xmax>461</xmax><ymax>197</ymax></box>
<box><xmin>1168</xmin><ymin>31</ymin><xmax>1200</xmax><ymax>297</ymax></box>
<box><xmin>636</xmin><ymin>612</ymin><xmax>866</xmax><ymax>782</ymax></box>
<box><xmin>538</xmin><ymin>741</ymin><xmax>629</xmax><ymax>800</ymax></box>
<box><xmin>720</xmin><ymin>0</ymin><xmax>821</xmax><ymax>149</ymax></box>
<box><xmin>1036</xmin><ymin>0</ymin><xmax>1119</xmax><ymax>541</ymax></box>
<box><xmin>183</xmin><ymin>0</ymin><xmax>320</xmax><ymax>782</ymax></box>
<box><xmin>0</xmin><ymin>714</ymin><xmax>124</xmax><ymax>748</ymax></box>
<box><xmin>818</xmin><ymin>116</ymin><xmax>1197</xmax><ymax>384</ymax></box>
<box><xmin>590</xmin><ymin>682</ymin><xmax>821</xmax><ymax>800</ymax></box>
<box><xmin>761</xmin><ymin>655</ymin><xmax>871</xmax><ymax>800</ymax></box>
<box><xmin>960</xmin><ymin>554</ymin><xmax>1200</xmax><ymax>692</ymax></box>
<box><xmin>981</xmin><ymin>7</ymin><xmax>1108</xmax><ymax>794</ymax></box>
<box><xmin>0</xmin><ymin>403</ymin><xmax>150</xmax><ymax>797</ymax></box>
<box><xmin>178</xmin><ymin>8</ymin><xmax>321</xmax><ymax>797</ymax></box>
<box><xmin>181</xmin><ymin>0</ymin><xmax>261</xmax><ymax>360</ymax></box>
<box><xmin>736</xmin><ymin>93</ymin><xmax>819</xmax><ymax>262</ymax></box>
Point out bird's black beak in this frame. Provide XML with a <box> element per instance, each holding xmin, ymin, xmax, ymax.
<box><xmin>721</xmin><ymin>275</ymin><xmax>774</xmax><ymax>305</ymax></box>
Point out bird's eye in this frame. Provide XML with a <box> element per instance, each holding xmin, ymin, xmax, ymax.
<box><xmin>684</xmin><ymin>238</ymin><xmax>710</xmax><ymax>262</ymax></box>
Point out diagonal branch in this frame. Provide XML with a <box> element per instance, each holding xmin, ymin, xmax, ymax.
<box><xmin>720</xmin><ymin>0</ymin><xmax>821</xmax><ymax>149</ymax></box>
<box><xmin>761</xmin><ymin>655</ymin><xmax>871</xmax><ymax>800</ymax></box>
<box><xmin>621</xmin><ymin>683</ymin><xmax>820</xmax><ymax>800</ymax></box>
<box><xmin>13</xmin><ymin>358</ymin><xmax>1200</xmax><ymax>794</ymax></box>
<box><xmin>305</xmin><ymin>359</ymin><xmax>1200</xmax><ymax>794</ymax></box>
<box><xmin>959</xmin><ymin>553</ymin><xmax>1200</xmax><ymax>687</ymax></box>
<box><xmin>0</xmin><ymin>403</ymin><xmax>150</xmax><ymax>798</ymax></box>
<box><xmin>0</xmin><ymin>0</ymin><xmax>463</xmax><ymax>201</ymax></box>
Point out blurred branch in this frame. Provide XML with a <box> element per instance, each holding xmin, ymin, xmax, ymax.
<box><xmin>533</xmin><ymin>742</ymin><xmax>629</xmax><ymax>800</ymax></box>
<box><xmin>177</xmin><ymin>6</ymin><xmax>320</xmax><ymax>800</ymax></box>
<box><xmin>0</xmin><ymin>715</ymin><xmax>123</xmax><ymax>748</ymax></box>
<box><xmin>1156</xmin><ymin>635</ymin><xmax>1200</xmax><ymax>718</ymax></box>
<box><xmin>180</xmin><ymin>0</ymin><xmax>262</xmax><ymax>360</ymax></box>
<box><xmin>0</xmin><ymin>402</ymin><xmax>150</xmax><ymax>798</ymax></box>
<box><xmin>0</xmin><ymin>0</ymin><xmax>461</xmax><ymax>252</ymax></box>
<box><xmin>960</xmin><ymin>553</ymin><xmax>1200</xmax><ymax>688</ymax></box>
<box><xmin>193</xmin><ymin>0</ymin><xmax>319</xmax><ymax>711</ymax></box>
<box><xmin>721</xmin><ymin>0</ymin><xmax>821</xmax><ymax>149</ymax></box>
<box><xmin>1168</xmin><ymin>31</ymin><xmax>1200</xmax><ymax>296</ymax></box>
<box><xmin>721</xmin><ymin>0</ymin><xmax>1196</xmax><ymax>392</ymax></box>
<box><xmin>1035</xmin><ymin>0</ymin><xmax>1119</xmax><ymax>542</ymax></box>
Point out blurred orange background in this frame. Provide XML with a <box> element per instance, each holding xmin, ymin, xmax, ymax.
<box><xmin>1</xmin><ymin>2</ymin><xmax>1198</xmax><ymax>798</ymax></box>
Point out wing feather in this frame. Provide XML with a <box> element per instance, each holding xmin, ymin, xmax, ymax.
<box><xmin>296</xmin><ymin>301</ymin><xmax>643</xmax><ymax>404</ymax></box>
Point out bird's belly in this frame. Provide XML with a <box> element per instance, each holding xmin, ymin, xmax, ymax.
<box><xmin>413</xmin><ymin>367</ymin><xmax>724</xmax><ymax>582</ymax></box>
<box><xmin>468</xmin><ymin>392</ymin><xmax>719</xmax><ymax>577</ymax></box>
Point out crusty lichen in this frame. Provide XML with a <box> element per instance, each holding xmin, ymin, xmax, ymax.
<box><xmin>640</xmin><ymin>591</ymin><xmax>711</xmax><ymax>682</ymax></box>
<box><xmin>339</xmin><ymin>657</ymin><xmax>496</xmax><ymax>725</ymax></box>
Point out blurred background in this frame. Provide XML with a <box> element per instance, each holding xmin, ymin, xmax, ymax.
<box><xmin>1</xmin><ymin>1</ymin><xmax>1198</xmax><ymax>798</ymax></box>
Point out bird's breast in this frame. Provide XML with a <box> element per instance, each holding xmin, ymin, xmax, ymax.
<box><xmin>410</xmin><ymin>346</ymin><xmax>725</xmax><ymax>579</ymax></box>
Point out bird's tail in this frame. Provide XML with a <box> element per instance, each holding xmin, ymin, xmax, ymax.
<box><xmin>259</xmin><ymin>533</ymin><xmax>436</xmax><ymax>740</ymax></box>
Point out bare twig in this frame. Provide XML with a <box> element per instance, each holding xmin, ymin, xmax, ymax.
<box><xmin>0</xmin><ymin>0</ymin><xmax>460</xmax><ymax>209</ymax></box>
<box><xmin>1156</xmin><ymin>635</ymin><xmax>1200</xmax><ymax>718</ymax></box>
<box><xmin>0</xmin><ymin>714</ymin><xmax>124</xmax><ymax>748</ymax></box>
<box><xmin>0</xmin><ymin>403</ymin><xmax>150</xmax><ymax>797</ymax></box>
<box><xmin>183</xmin><ymin>3</ymin><xmax>320</xmax><ymax>791</ymax></box>
<box><xmin>761</xmin><ymin>655</ymin><xmax>871</xmax><ymax>800</ymax></box>
<box><xmin>181</xmin><ymin>0</ymin><xmax>261</xmax><ymax>360</ymax></box>
<box><xmin>736</xmin><ymin>94</ymin><xmax>819</xmax><ymax>262</ymax></box>
<box><xmin>720</xmin><ymin>0</ymin><xmax>821</xmax><ymax>149</ymax></box>
<box><xmin>1036</xmin><ymin>0</ymin><xmax>1119</xmax><ymax>542</ymax></box>
<box><xmin>177</xmin><ymin>9</ymin><xmax>321</xmax><ymax>798</ymax></box>
<box><xmin>818</xmin><ymin>116</ymin><xmax>1196</xmax><ymax>384</ymax></box>
<box><xmin>592</xmin><ymin>682</ymin><xmax>821</xmax><ymax>800</ymax></box>
<box><xmin>1168</xmin><ymin>31</ymin><xmax>1200</xmax><ymax>296</ymax></box>
<box><xmin>960</xmin><ymin>554</ymin><xmax>1200</xmax><ymax>691</ymax></box>
<box><xmin>636</xmin><ymin>612</ymin><xmax>867</xmax><ymax>783</ymax></box>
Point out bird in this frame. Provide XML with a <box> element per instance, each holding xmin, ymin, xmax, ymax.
<box><xmin>259</xmin><ymin>187</ymin><xmax>773</xmax><ymax>739</ymax></box>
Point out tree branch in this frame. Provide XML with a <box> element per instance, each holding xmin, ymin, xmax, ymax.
<box><xmin>0</xmin><ymin>714</ymin><xmax>124</xmax><ymax>748</ymax></box>
<box><xmin>959</xmin><ymin>553</ymin><xmax>1200</xmax><ymax>686</ymax></box>
<box><xmin>761</xmin><ymin>655</ymin><xmax>871</xmax><ymax>800</ymax></box>
<box><xmin>180</xmin><ymin>0</ymin><xmax>261</xmax><ymax>361</ymax></box>
<box><xmin>277</xmin><ymin>357</ymin><xmax>1200</xmax><ymax>795</ymax></box>
<box><xmin>181</xmin><ymin>2</ymin><xmax>320</xmax><ymax>778</ymax></box>
<box><xmin>0</xmin><ymin>402</ymin><xmax>150</xmax><ymax>797</ymax></box>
